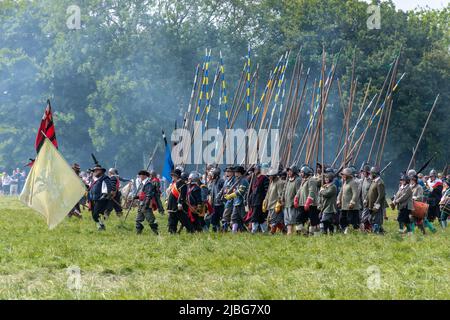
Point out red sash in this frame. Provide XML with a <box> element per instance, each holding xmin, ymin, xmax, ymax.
<box><xmin>170</xmin><ymin>182</ymin><xmax>180</xmax><ymax>199</ymax></box>
<box><xmin>186</xmin><ymin>185</ymin><xmax>196</xmax><ymax>223</ymax></box>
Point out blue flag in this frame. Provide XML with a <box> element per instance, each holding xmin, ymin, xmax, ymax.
<box><xmin>162</xmin><ymin>131</ymin><xmax>174</xmax><ymax>183</ymax></box>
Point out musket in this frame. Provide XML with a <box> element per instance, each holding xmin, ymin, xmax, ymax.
<box><xmin>91</xmin><ymin>153</ymin><xmax>99</xmax><ymax>166</ymax></box>
<box><xmin>416</xmin><ymin>153</ymin><xmax>437</xmax><ymax>175</ymax></box>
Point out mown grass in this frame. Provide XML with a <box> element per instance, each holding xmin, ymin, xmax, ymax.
<box><xmin>0</xmin><ymin>196</ymin><xmax>448</xmax><ymax>299</ymax></box>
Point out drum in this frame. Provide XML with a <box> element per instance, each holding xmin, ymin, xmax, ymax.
<box><xmin>412</xmin><ymin>200</ymin><xmax>428</xmax><ymax>219</ymax></box>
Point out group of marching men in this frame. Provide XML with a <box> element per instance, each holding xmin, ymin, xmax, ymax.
<box><xmin>71</xmin><ymin>161</ymin><xmax>450</xmax><ymax>235</ymax></box>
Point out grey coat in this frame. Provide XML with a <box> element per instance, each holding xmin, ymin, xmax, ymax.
<box><xmin>338</xmin><ymin>177</ymin><xmax>361</xmax><ymax>210</ymax></box>
<box><xmin>394</xmin><ymin>184</ymin><xmax>414</xmax><ymax>210</ymax></box>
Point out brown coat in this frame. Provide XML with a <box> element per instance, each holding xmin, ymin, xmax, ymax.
<box><xmin>366</xmin><ymin>178</ymin><xmax>386</xmax><ymax>211</ymax></box>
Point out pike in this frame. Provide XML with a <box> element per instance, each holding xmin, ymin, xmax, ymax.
<box><xmin>406</xmin><ymin>94</ymin><xmax>440</xmax><ymax>172</ymax></box>
<box><xmin>380</xmin><ymin>161</ymin><xmax>392</xmax><ymax>175</ymax></box>
<box><xmin>146</xmin><ymin>142</ymin><xmax>161</xmax><ymax>171</ymax></box>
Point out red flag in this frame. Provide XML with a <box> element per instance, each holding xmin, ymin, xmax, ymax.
<box><xmin>35</xmin><ymin>100</ymin><xmax>58</xmax><ymax>153</ymax></box>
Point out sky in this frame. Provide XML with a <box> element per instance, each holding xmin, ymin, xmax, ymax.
<box><xmin>365</xmin><ymin>0</ymin><xmax>449</xmax><ymax>11</ymax></box>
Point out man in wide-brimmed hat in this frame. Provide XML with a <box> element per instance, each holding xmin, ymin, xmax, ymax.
<box><xmin>134</xmin><ymin>170</ymin><xmax>159</xmax><ymax>235</ymax></box>
<box><xmin>88</xmin><ymin>164</ymin><xmax>112</xmax><ymax>231</ymax></box>
<box><xmin>282</xmin><ymin>165</ymin><xmax>301</xmax><ymax>235</ymax></box>
<box><xmin>208</xmin><ymin>167</ymin><xmax>225</xmax><ymax>232</ymax></box>
<box><xmin>247</xmin><ymin>164</ymin><xmax>270</xmax><ymax>233</ymax></box>
<box><xmin>167</xmin><ymin>168</ymin><xmax>194</xmax><ymax>234</ymax></box>
<box><xmin>264</xmin><ymin>168</ymin><xmax>285</xmax><ymax>234</ymax></box>
<box><xmin>220</xmin><ymin>166</ymin><xmax>235</xmax><ymax>232</ymax></box>
<box><xmin>224</xmin><ymin>166</ymin><xmax>249</xmax><ymax>233</ymax></box>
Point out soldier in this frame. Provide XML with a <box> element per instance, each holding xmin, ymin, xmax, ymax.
<box><xmin>186</xmin><ymin>171</ymin><xmax>204</xmax><ymax>232</ymax></box>
<box><xmin>247</xmin><ymin>164</ymin><xmax>270</xmax><ymax>233</ymax></box>
<box><xmin>392</xmin><ymin>173</ymin><xmax>413</xmax><ymax>234</ymax></box>
<box><xmin>439</xmin><ymin>179</ymin><xmax>450</xmax><ymax>228</ymax></box>
<box><xmin>425</xmin><ymin>169</ymin><xmax>443</xmax><ymax>222</ymax></box>
<box><xmin>359</xmin><ymin>164</ymin><xmax>372</xmax><ymax>230</ymax></box>
<box><xmin>264</xmin><ymin>168</ymin><xmax>285</xmax><ymax>234</ymax></box>
<box><xmin>221</xmin><ymin>166</ymin><xmax>235</xmax><ymax>231</ymax></box>
<box><xmin>366</xmin><ymin>166</ymin><xmax>386</xmax><ymax>234</ymax></box>
<box><xmin>282</xmin><ymin>165</ymin><xmax>301</xmax><ymax>235</ymax></box>
<box><xmin>88</xmin><ymin>164</ymin><xmax>112</xmax><ymax>231</ymax></box>
<box><xmin>409</xmin><ymin>174</ymin><xmax>425</xmax><ymax>233</ymax></box>
<box><xmin>134</xmin><ymin>170</ymin><xmax>159</xmax><ymax>235</ymax></box>
<box><xmin>167</xmin><ymin>168</ymin><xmax>194</xmax><ymax>234</ymax></box>
<box><xmin>224</xmin><ymin>166</ymin><xmax>249</xmax><ymax>233</ymax></box>
<box><xmin>105</xmin><ymin>168</ymin><xmax>123</xmax><ymax>218</ymax></box>
<box><xmin>68</xmin><ymin>163</ymin><xmax>83</xmax><ymax>219</ymax></box>
<box><xmin>319</xmin><ymin>171</ymin><xmax>338</xmax><ymax>234</ymax></box>
<box><xmin>149</xmin><ymin>170</ymin><xmax>165</xmax><ymax>215</ymax></box>
<box><xmin>208</xmin><ymin>167</ymin><xmax>224</xmax><ymax>232</ymax></box>
<box><xmin>337</xmin><ymin>167</ymin><xmax>361</xmax><ymax>234</ymax></box>
<box><xmin>295</xmin><ymin>165</ymin><xmax>320</xmax><ymax>236</ymax></box>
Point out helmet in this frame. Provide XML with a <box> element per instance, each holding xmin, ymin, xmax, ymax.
<box><xmin>348</xmin><ymin>165</ymin><xmax>357</xmax><ymax>175</ymax></box>
<box><xmin>325</xmin><ymin>167</ymin><xmax>335</xmax><ymax>174</ymax></box>
<box><xmin>361</xmin><ymin>163</ymin><xmax>371</xmax><ymax>173</ymax></box>
<box><xmin>180</xmin><ymin>172</ymin><xmax>189</xmax><ymax>181</ymax></box>
<box><xmin>188</xmin><ymin>171</ymin><xmax>200</xmax><ymax>181</ymax></box>
<box><xmin>267</xmin><ymin>168</ymin><xmax>279</xmax><ymax>177</ymax></box>
<box><xmin>325</xmin><ymin>172</ymin><xmax>335</xmax><ymax>182</ymax></box>
<box><xmin>370</xmin><ymin>166</ymin><xmax>380</xmax><ymax>176</ymax></box>
<box><xmin>175</xmin><ymin>165</ymin><xmax>184</xmax><ymax>172</ymax></box>
<box><xmin>300</xmin><ymin>165</ymin><xmax>313</xmax><ymax>176</ymax></box>
<box><xmin>407</xmin><ymin>169</ymin><xmax>417</xmax><ymax>177</ymax></box>
<box><xmin>149</xmin><ymin>170</ymin><xmax>157</xmax><ymax>177</ymax></box>
<box><xmin>429</xmin><ymin>169</ymin><xmax>437</xmax><ymax>177</ymax></box>
<box><xmin>287</xmin><ymin>165</ymin><xmax>299</xmax><ymax>175</ymax></box>
<box><xmin>341</xmin><ymin>168</ymin><xmax>353</xmax><ymax>176</ymax></box>
<box><xmin>400</xmin><ymin>173</ymin><xmax>410</xmax><ymax>183</ymax></box>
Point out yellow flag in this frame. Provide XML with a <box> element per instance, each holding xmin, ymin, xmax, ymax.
<box><xmin>19</xmin><ymin>138</ymin><xmax>86</xmax><ymax>229</ymax></box>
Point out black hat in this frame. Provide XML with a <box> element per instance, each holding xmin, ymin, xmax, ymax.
<box><xmin>180</xmin><ymin>172</ymin><xmax>189</xmax><ymax>181</ymax></box>
<box><xmin>225</xmin><ymin>166</ymin><xmax>235</xmax><ymax>172</ymax></box>
<box><xmin>171</xmin><ymin>168</ymin><xmax>182</xmax><ymax>178</ymax></box>
<box><xmin>138</xmin><ymin>170</ymin><xmax>150</xmax><ymax>177</ymax></box>
<box><xmin>234</xmin><ymin>166</ymin><xmax>246</xmax><ymax>174</ymax></box>
<box><xmin>91</xmin><ymin>164</ymin><xmax>106</xmax><ymax>173</ymax></box>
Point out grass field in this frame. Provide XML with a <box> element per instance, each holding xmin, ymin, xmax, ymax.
<box><xmin>0</xmin><ymin>196</ymin><xmax>448</xmax><ymax>300</ymax></box>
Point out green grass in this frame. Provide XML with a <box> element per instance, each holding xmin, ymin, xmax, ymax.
<box><xmin>0</xmin><ymin>196</ymin><xmax>448</xmax><ymax>300</ymax></box>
